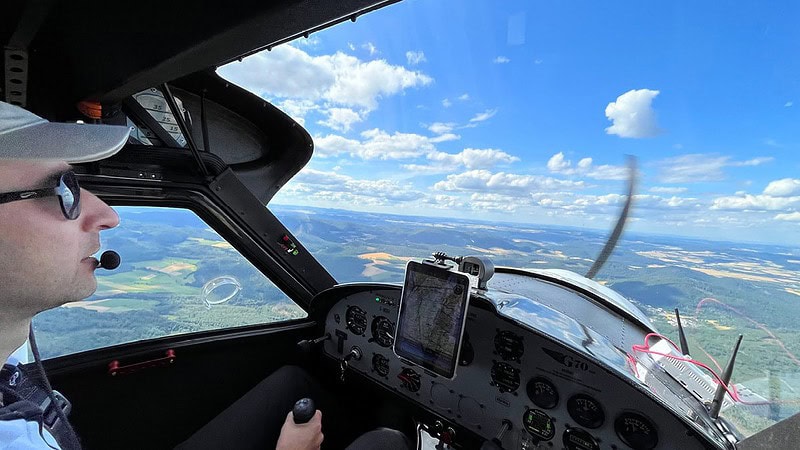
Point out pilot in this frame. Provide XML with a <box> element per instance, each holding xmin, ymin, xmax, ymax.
<box><xmin>0</xmin><ymin>101</ymin><xmax>410</xmax><ymax>450</ymax></box>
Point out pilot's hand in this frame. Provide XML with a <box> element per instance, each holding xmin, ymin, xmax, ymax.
<box><xmin>276</xmin><ymin>410</ymin><xmax>324</xmax><ymax>450</ymax></box>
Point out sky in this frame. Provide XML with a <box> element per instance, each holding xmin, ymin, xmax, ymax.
<box><xmin>218</xmin><ymin>0</ymin><xmax>800</xmax><ymax>245</ymax></box>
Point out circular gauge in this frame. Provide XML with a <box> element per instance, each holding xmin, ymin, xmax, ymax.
<box><xmin>522</xmin><ymin>409</ymin><xmax>555</xmax><ymax>441</ymax></box>
<box><xmin>398</xmin><ymin>368</ymin><xmax>421</xmax><ymax>392</ymax></box>
<box><xmin>345</xmin><ymin>306</ymin><xmax>367</xmax><ymax>335</ymax></box>
<box><xmin>372</xmin><ymin>353</ymin><xmax>390</xmax><ymax>377</ymax></box>
<box><xmin>370</xmin><ymin>316</ymin><xmax>395</xmax><ymax>347</ymax></box>
<box><xmin>494</xmin><ymin>330</ymin><xmax>524</xmax><ymax>362</ymax></box>
<box><xmin>567</xmin><ymin>394</ymin><xmax>605</xmax><ymax>429</ymax></box>
<box><xmin>490</xmin><ymin>361</ymin><xmax>520</xmax><ymax>393</ymax></box>
<box><xmin>615</xmin><ymin>412</ymin><xmax>658</xmax><ymax>450</ymax></box>
<box><xmin>563</xmin><ymin>427</ymin><xmax>599</xmax><ymax>450</ymax></box>
<box><xmin>527</xmin><ymin>377</ymin><xmax>559</xmax><ymax>409</ymax></box>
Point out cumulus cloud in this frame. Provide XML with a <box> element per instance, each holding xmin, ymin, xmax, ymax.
<box><xmin>429</xmin><ymin>133</ymin><xmax>461</xmax><ymax>143</ymax></box>
<box><xmin>406</xmin><ymin>51</ymin><xmax>426</xmax><ymax>65</ymax></box>
<box><xmin>404</xmin><ymin>148</ymin><xmax>519</xmax><ymax>173</ymax></box>
<box><xmin>711</xmin><ymin>194</ymin><xmax>800</xmax><ymax>211</ymax></box>
<box><xmin>605</xmin><ymin>89</ymin><xmax>661</xmax><ymax>138</ymax></box>
<box><xmin>274</xmin><ymin>99</ymin><xmax>319</xmax><ymax>125</ymax></box>
<box><xmin>657</xmin><ymin>154</ymin><xmax>773</xmax><ymax>183</ymax></box>
<box><xmin>493</xmin><ymin>56</ymin><xmax>510</xmax><ymax>64</ymax></box>
<box><xmin>315</xmin><ymin>129</ymin><xmax>435</xmax><ymax>160</ymax></box>
<box><xmin>442</xmin><ymin>98</ymin><xmax>452</xmax><ymax>108</ymax></box>
<box><xmin>218</xmin><ymin>44</ymin><xmax>432</xmax><ymax>112</ymax></box>
<box><xmin>287</xmin><ymin>169</ymin><xmax>423</xmax><ymax>205</ymax></box>
<box><xmin>785</xmin><ymin>101</ymin><xmax>793</xmax><ymax>107</ymax></box>
<box><xmin>775</xmin><ymin>212</ymin><xmax>800</xmax><ymax>221</ymax></box>
<box><xmin>458</xmin><ymin>93</ymin><xmax>470</xmax><ymax>101</ymax></box>
<box><xmin>649</xmin><ymin>186</ymin><xmax>688</xmax><ymax>194</ymax></box>
<box><xmin>545</xmin><ymin>152</ymin><xmax>628</xmax><ymax>180</ymax></box>
<box><xmin>434</xmin><ymin>169</ymin><xmax>584</xmax><ymax>196</ymax></box>
<box><xmin>764</xmin><ymin>178</ymin><xmax>800</xmax><ymax>197</ymax></box>
<box><xmin>317</xmin><ymin>108</ymin><xmax>362</xmax><ymax>132</ymax></box>
<box><xmin>428</xmin><ymin>122</ymin><xmax>456</xmax><ymax>134</ymax></box>
<box><xmin>469</xmin><ymin>109</ymin><xmax>498</xmax><ymax>123</ymax></box>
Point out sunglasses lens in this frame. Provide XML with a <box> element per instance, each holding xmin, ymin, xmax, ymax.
<box><xmin>58</xmin><ymin>171</ymin><xmax>81</xmax><ymax>220</ymax></box>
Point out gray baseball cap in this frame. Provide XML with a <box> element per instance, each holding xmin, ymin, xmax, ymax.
<box><xmin>0</xmin><ymin>101</ymin><xmax>131</xmax><ymax>163</ymax></box>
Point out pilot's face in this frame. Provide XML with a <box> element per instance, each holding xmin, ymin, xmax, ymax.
<box><xmin>0</xmin><ymin>160</ymin><xmax>120</xmax><ymax>317</ymax></box>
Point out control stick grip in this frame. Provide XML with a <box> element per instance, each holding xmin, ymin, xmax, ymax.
<box><xmin>292</xmin><ymin>398</ymin><xmax>316</xmax><ymax>424</ymax></box>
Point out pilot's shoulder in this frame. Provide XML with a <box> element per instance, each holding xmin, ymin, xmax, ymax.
<box><xmin>0</xmin><ymin>416</ymin><xmax>60</xmax><ymax>449</ymax></box>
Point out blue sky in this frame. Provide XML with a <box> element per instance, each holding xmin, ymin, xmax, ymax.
<box><xmin>218</xmin><ymin>0</ymin><xmax>800</xmax><ymax>245</ymax></box>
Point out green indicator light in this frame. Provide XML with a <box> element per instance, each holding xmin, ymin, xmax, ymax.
<box><xmin>375</xmin><ymin>297</ymin><xmax>381</xmax><ymax>302</ymax></box>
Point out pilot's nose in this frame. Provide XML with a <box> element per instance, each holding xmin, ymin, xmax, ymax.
<box><xmin>79</xmin><ymin>188</ymin><xmax>120</xmax><ymax>231</ymax></box>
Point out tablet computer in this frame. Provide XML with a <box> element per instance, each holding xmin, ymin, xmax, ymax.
<box><xmin>394</xmin><ymin>261</ymin><xmax>471</xmax><ymax>379</ymax></box>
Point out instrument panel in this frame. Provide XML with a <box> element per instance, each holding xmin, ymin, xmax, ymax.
<box><xmin>319</xmin><ymin>282</ymin><xmax>723</xmax><ymax>450</ymax></box>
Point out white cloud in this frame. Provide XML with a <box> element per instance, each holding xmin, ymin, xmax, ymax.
<box><xmin>649</xmin><ymin>186</ymin><xmax>688</xmax><ymax>194</ymax></box>
<box><xmin>493</xmin><ymin>56</ymin><xmax>511</xmax><ymax>64</ymax></box>
<box><xmin>733</xmin><ymin>157</ymin><xmax>773</xmax><ymax>166</ymax></box>
<box><xmin>274</xmin><ymin>99</ymin><xmax>319</xmax><ymax>125</ymax></box>
<box><xmin>428</xmin><ymin>122</ymin><xmax>456</xmax><ymax>134</ymax></box>
<box><xmin>785</xmin><ymin>101</ymin><xmax>793</xmax><ymax>107</ymax></box>
<box><xmin>348</xmin><ymin>43</ymin><xmax>356</xmax><ymax>51</ymax></box>
<box><xmin>764</xmin><ymin>178</ymin><xmax>800</xmax><ymax>197</ymax></box>
<box><xmin>429</xmin><ymin>133</ymin><xmax>461</xmax><ymax>143</ymax></box>
<box><xmin>545</xmin><ymin>152</ymin><xmax>628</xmax><ymax>180</ymax></box>
<box><xmin>314</xmin><ymin>129</ymin><xmax>435</xmax><ymax>160</ymax></box>
<box><xmin>469</xmin><ymin>109</ymin><xmax>498</xmax><ymax>123</ymax></box>
<box><xmin>314</xmin><ymin>134</ymin><xmax>361</xmax><ymax>158</ymax></box>
<box><xmin>711</xmin><ymin>194</ymin><xmax>800</xmax><ymax>211</ymax></box>
<box><xmin>775</xmin><ymin>212</ymin><xmax>800</xmax><ymax>221</ymax></box>
<box><xmin>403</xmin><ymin>148</ymin><xmax>519</xmax><ymax>174</ymax></box>
<box><xmin>433</xmin><ymin>148</ymin><xmax>519</xmax><ymax>169</ymax></box>
<box><xmin>605</xmin><ymin>89</ymin><xmax>661</xmax><ymax>138</ymax></box>
<box><xmin>362</xmin><ymin>42</ymin><xmax>378</xmax><ymax>56</ymax></box>
<box><xmin>458</xmin><ymin>93</ymin><xmax>470</xmax><ymax>101</ymax></box>
<box><xmin>442</xmin><ymin>98</ymin><xmax>452</xmax><ymax>108</ymax></box>
<box><xmin>218</xmin><ymin>44</ymin><xmax>432</xmax><ymax>112</ymax></box>
<box><xmin>763</xmin><ymin>139</ymin><xmax>780</xmax><ymax>148</ymax></box>
<box><xmin>534</xmin><ymin>59</ymin><xmax>543</xmax><ymax>65</ymax></box>
<box><xmin>317</xmin><ymin>108</ymin><xmax>363</xmax><ymax>132</ymax></box>
<box><xmin>297</xmin><ymin>36</ymin><xmax>322</xmax><ymax>47</ymax></box>
<box><xmin>288</xmin><ymin>169</ymin><xmax>423</xmax><ymax>205</ymax></box>
<box><xmin>406</xmin><ymin>51</ymin><xmax>426</xmax><ymax>65</ymax></box>
<box><xmin>657</xmin><ymin>154</ymin><xmax>773</xmax><ymax>183</ymax></box>
<box><xmin>433</xmin><ymin>169</ymin><xmax>584</xmax><ymax>196</ymax></box>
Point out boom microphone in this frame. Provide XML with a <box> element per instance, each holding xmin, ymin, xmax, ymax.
<box><xmin>98</xmin><ymin>251</ymin><xmax>121</xmax><ymax>270</ymax></box>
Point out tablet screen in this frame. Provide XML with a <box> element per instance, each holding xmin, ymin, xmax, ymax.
<box><xmin>394</xmin><ymin>261</ymin><xmax>470</xmax><ymax>379</ymax></box>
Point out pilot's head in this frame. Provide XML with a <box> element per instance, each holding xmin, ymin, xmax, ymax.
<box><xmin>0</xmin><ymin>101</ymin><xmax>130</xmax><ymax>316</ymax></box>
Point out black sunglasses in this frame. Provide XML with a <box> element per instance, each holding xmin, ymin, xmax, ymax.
<box><xmin>0</xmin><ymin>170</ymin><xmax>81</xmax><ymax>220</ymax></box>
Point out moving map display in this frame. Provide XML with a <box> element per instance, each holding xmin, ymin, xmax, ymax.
<box><xmin>394</xmin><ymin>261</ymin><xmax>470</xmax><ymax>379</ymax></box>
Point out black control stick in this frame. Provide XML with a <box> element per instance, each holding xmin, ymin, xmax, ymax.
<box><xmin>292</xmin><ymin>398</ymin><xmax>316</xmax><ymax>424</ymax></box>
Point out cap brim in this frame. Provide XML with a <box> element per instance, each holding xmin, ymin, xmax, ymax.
<box><xmin>0</xmin><ymin>121</ymin><xmax>131</xmax><ymax>163</ymax></box>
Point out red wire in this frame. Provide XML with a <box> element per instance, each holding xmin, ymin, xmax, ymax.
<box><xmin>629</xmin><ymin>333</ymin><xmax>779</xmax><ymax>405</ymax></box>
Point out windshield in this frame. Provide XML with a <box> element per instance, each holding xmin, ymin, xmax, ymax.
<box><xmin>219</xmin><ymin>0</ymin><xmax>800</xmax><ymax>437</ymax></box>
